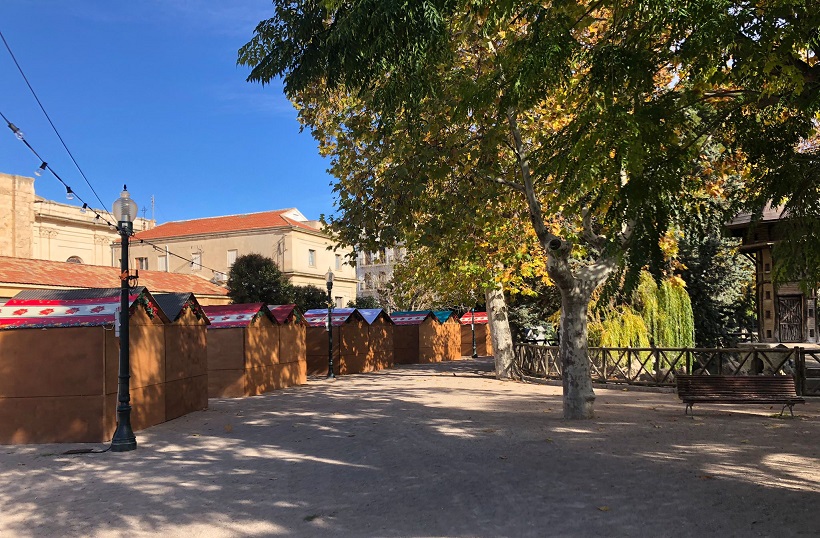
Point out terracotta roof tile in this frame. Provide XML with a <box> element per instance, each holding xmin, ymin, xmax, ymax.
<box><xmin>132</xmin><ymin>209</ymin><xmax>320</xmax><ymax>240</ymax></box>
<box><xmin>0</xmin><ymin>256</ymin><xmax>228</xmax><ymax>297</ymax></box>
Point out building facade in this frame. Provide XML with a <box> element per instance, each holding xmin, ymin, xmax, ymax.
<box><xmin>119</xmin><ymin>209</ymin><xmax>358</xmax><ymax>306</ymax></box>
<box><xmin>728</xmin><ymin>206</ymin><xmax>818</xmax><ymax>344</ymax></box>
<box><xmin>0</xmin><ymin>173</ymin><xmax>154</xmax><ymax>265</ymax></box>
<box><xmin>356</xmin><ymin>246</ymin><xmax>406</xmax><ymax>301</ymax></box>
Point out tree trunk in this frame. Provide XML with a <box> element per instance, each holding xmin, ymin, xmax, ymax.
<box><xmin>486</xmin><ymin>285</ymin><xmax>516</xmax><ymax>379</ymax></box>
<box><xmin>559</xmin><ymin>289</ymin><xmax>596</xmax><ymax>419</ymax></box>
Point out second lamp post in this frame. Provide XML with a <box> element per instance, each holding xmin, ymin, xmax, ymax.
<box><xmin>326</xmin><ymin>269</ymin><xmax>335</xmax><ymax>379</ymax></box>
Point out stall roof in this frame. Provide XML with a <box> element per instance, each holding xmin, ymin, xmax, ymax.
<box><xmin>202</xmin><ymin>303</ymin><xmax>272</xmax><ymax>329</ymax></box>
<box><xmin>390</xmin><ymin>310</ymin><xmax>435</xmax><ymax>326</ymax></box>
<box><xmin>0</xmin><ymin>287</ymin><xmax>168</xmax><ymax>330</ymax></box>
<box><xmin>267</xmin><ymin>304</ymin><xmax>304</xmax><ymax>325</ymax></box>
<box><xmin>433</xmin><ymin>310</ymin><xmax>458</xmax><ymax>323</ymax></box>
<box><xmin>358</xmin><ymin>308</ymin><xmax>394</xmax><ymax>325</ymax></box>
<box><xmin>459</xmin><ymin>311</ymin><xmax>489</xmax><ymax>325</ymax></box>
<box><xmin>154</xmin><ymin>292</ymin><xmax>209</xmax><ymax>324</ymax></box>
<box><xmin>303</xmin><ymin>308</ymin><xmax>360</xmax><ymax>327</ymax></box>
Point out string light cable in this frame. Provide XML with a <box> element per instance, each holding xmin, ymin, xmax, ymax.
<box><xmin>0</xmin><ymin>28</ymin><xmax>113</xmax><ymax>219</ymax></box>
<box><xmin>3</xmin><ymin>113</ymin><xmax>228</xmax><ymax>280</ymax></box>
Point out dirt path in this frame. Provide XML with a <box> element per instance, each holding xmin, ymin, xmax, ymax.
<box><xmin>1</xmin><ymin>358</ymin><xmax>818</xmax><ymax>537</ymax></box>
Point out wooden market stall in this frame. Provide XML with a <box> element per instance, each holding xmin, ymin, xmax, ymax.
<box><xmin>390</xmin><ymin>310</ymin><xmax>437</xmax><ymax>364</ymax></box>
<box><xmin>305</xmin><ymin>308</ymin><xmax>370</xmax><ymax>376</ymax></box>
<box><xmin>203</xmin><ymin>303</ymin><xmax>295</xmax><ymax>398</ymax></box>
<box><xmin>433</xmin><ymin>310</ymin><xmax>462</xmax><ymax>361</ymax></box>
<box><xmin>459</xmin><ymin>311</ymin><xmax>493</xmax><ymax>357</ymax></box>
<box><xmin>154</xmin><ymin>292</ymin><xmax>210</xmax><ymax>421</ymax></box>
<box><xmin>268</xmin><ymin>304</ymin><xmax>308</xmax><ymax>388</ymax></box>
<box><xmin>359</xmin><ymin>308</ymin><xmax>395</xmax><ymax>371</ymax></box>
<box><xmin>0</xmin><ymin>287</ymin><xmax>171</xmax><ymax>444</ymax></box>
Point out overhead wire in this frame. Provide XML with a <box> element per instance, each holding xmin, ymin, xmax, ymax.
<box><xmin>0</xmin><ymin>28</ymin><xmax>114</xmax><ymax>221</ymax></box>
<box><xmin>2</xmin><ymin>112</ymin><xmax>226</xmax><ymax>279</ymax></box>
<box><xmin>1</xmin><ymin>28</ymin><xmax>227</xmax><ymax>280</ymax></box>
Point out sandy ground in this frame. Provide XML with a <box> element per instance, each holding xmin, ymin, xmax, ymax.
<box><xmin>1</xmin><ymin>357</ymin><xmax>819</xmax><ymax>538</ymax></box>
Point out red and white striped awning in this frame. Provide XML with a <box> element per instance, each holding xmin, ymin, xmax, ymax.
<box><xmin>459</xmin><ymin>311</ymin><xmax>488</xmax><ymax>325</ymax></box>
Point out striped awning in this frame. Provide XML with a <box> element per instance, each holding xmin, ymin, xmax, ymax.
<box><xmin>267</xmin><ymin>304</ymin><xmax>304</xmax><ymax>325</ymax></box>
<box><xmin>459</xmin><ymin>311</ymin><xmax>489</xmax><ymax>325</ymax></box>
<box><xmin>0</xmin><ymin>287</ymin><xmax>166</xmax><ymax>329</ymax></box>
<box><xmin>390</xmin><ymin>310</ymin><xmax>434</xmax><ymax>326</ymax></box>
<box><xmin>203</xmin><ymin>303</ymin><xmax>270</xmax><ymax>329</ymax></box>
<box><xmin>357</xmin><ymin>308</ymin><xmax>393</xmax><ymax>325</ymax></box>
<box><xmin>304</xmin><ymin>308</ymin><xmax>357</xmax><ymax>327</ymax></box>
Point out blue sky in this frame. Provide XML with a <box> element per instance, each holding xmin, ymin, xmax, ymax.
<box><xmin>1</xmin><ymin>1</ymin><xmax>335</xmax><ymax>223</ymax></box>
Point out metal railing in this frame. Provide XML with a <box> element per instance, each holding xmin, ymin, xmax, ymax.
<box><xmin>515</xmin><ymin>343</ymin><xmax>818</xmax><ymax>394</ymax></box>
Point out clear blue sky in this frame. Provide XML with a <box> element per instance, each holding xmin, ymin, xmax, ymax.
<box><xmin>1</xmin><ymin>1</ymin><xmax>335</xmax><ymax>224</ymax></box>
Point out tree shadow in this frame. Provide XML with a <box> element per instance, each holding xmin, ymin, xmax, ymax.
<box><xmin>1</xmin><ymin>358</ymin><xmax>818</xmax><ymax>537</ymax></box>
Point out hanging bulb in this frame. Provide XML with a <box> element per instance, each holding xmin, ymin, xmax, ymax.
<box><xmin>34</xmin><ymin>162</ymin><xmax>47</xmax><ymax>176</ymax></box>
<box><xmin>80</xmin><ymin>203</ymin><xmax>88</xmax><ymax>214</ymax></box>
<box><xmin>8</xmin><ymin>122</ymin><xmax>24</xmax><ymax>140</ymax></box>
<box><xmin>65</xmin><ymin>186</ymin><xmax>74</xmax><ymax>200</ymax></box>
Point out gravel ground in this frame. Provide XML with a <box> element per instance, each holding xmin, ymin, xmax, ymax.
<box><xmin>1</xmin><ymin>357</ymin><xmax>819</xmax><ymax>538</ymax></box>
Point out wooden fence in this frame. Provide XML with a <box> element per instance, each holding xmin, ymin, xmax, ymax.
<box><xmin>514</xmin><ymin>343</ymin><xmax>820</xmax><ymax>395</ymax></box>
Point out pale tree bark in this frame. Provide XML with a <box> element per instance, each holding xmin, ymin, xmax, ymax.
<box><xmin>485</xmin><ymin>283</ymin><xmax>517</xmax><ymax>380</ymax></box>
<box><xmin>506</xmin><ymin>107</ymin><xmax>618</xmax><ymax>419</ymax></box>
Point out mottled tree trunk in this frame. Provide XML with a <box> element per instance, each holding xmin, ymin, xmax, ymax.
<box><xmin>486</xmin><ymin>285</ymin><xmax>516</xmax><ymax>379</ymax></box>
<box><xmin>559</xmin><ymin>289</ymin><xmax>596</xmax><ymax>419</ymax></box>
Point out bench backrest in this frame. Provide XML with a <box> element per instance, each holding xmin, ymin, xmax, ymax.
<box><xmin>676</xmin><ymin>375</ymin><xmax>798</xmax><ymax>398</ymax></box>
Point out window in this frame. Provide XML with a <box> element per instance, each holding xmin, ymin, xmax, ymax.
<box><xmin>308</xmin><ymin>249</ymin><xmax>316</xmax><ymax>267</ymax></box>
<box><xmin>157</xmin><ymin>255</ymin><xmax>167</xmax><ymax>271</ymax></box>
<box><xmin>364</xmin><ymin>273</ymin><xmax>373</xmax><ymax>290</ymax></box>
<box><xmin>191</xmin><ymin>252</ymin><xmax>202</xmax><ymax>271</ymax></box>
<box><xmin>765</xmin><ymin>291</ymin><xmax>771</xmax><ymax>300</ymax></box>
<box><xmin>136</xmin><ymin>257</ymin><xmax>148</xmax><ymax>270</ymax></box>
<box><xmin>227</xmin><ymin>249</ymin><xmax>238</xmax><ymax>268</ymax></box>
<box><xmin>66</xmin><ymin>256</ymin><xmax>83</xmax><ymax>264</ymax></box>
<box><xmin>335</xmin><ymin>254</ymin><xmax>342</xmax><ymax>270</ymax></box>
<box><xmin>335</xmin><ymin>296</ymin><xmax>343</xmax><ymax>308</ymax></box>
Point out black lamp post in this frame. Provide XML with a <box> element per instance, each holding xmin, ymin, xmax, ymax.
<box><xmin>111</xmin><ymin>185</ymin><xmax>138</xmax><ymax>452</ymax></box>
<box><xmin>471</xmin><ymin>308</ymin><xmax>478</xmax><ymax>358</ymax></box>
<box><xmin>326</xmin><ymin>269</ymin><xmax>335</xmax><ymax>379</ymax></box>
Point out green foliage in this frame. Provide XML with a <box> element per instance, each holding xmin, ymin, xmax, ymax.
<box><xmin>347</xmin><ymin>295</ymin><xmax>381</xmax><ymax>309</ymax></box>
<box><xmin>594</xmin><ymin>271</ymin><xmax>695</xmax><ymax>348</ymax></box>
<box><xmin>600</xmin><ymin>306</ymin><xmax>650</xmax><ymax>348</ymax></box>
<box><xmin>291</xmin><ymin>285</ymin><xmax>329</xmax><ymax>312</ymax></box>
<box><xmin>678</xmin><ymin>232</ymin><xmax>756</xmax><ymax>347</ymax></box>
<box><xmin>227</xmin><ymin>254</ymin><xmax>291</xmax><ymax>305</ymax></box>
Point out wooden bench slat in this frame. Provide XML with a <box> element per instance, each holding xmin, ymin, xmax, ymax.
<box><xmin>675</xmin><ymin>375</ymin><xmax>804</xmax><ymax>416</ymax></box>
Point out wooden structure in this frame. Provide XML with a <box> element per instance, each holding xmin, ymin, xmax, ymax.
<box><xmin>203</xmin><ymin>303</ymin><xmax>304</xmax><ymax>397</ymax></box>
<box><xmin>459</xmin><ymin>311</ymin><xmax>493</xmax><ymax>357</ymax></box>
<box><xmin>0</xmin><ymin>287</ymin><xmax>172</xmax><ymax>444</ymax></box>
<box><xmin>268</xmin><ymin>304</ymin><xmax>308</xmax><ymax>387</ymax></box>
<box><xmin>305</xmin><ymin>308</ymin><xmax>371</xmax><ymax>376</ymax></box>
<box><xmin>676</xmin><ymin>374</ymin><xmax>805</xmax><ymax>416</ymax></box>
<box><xmin>391</xmin><ymin>310</ymin><xmax>456</xmax><ymax>364</ymax></box>
<box><xmin>359</xmin><ymin>308</ymin><xmax>395</xmax><ymax>371</ymax></box>
<box><xmin>154</xmin><ymin>292</ymin><xmax>209</xmax><ymax>421</ymax></box>
<box><xmin>391</xmin><ymin>311</ymin><xmax>430</xmax><ymax>364</ymax></box>
<box><xmin>727</xmin><ymin>206</ymin><xmax>818</xmax><ymax>344</ymax></box>
<box><xmin>433</xmin><ymin>311</ymin><xmax>462</xmax><ymax>361</ymax></box>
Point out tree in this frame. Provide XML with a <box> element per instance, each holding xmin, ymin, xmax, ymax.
<box><xmin>240</xmin><ymin>1</ymin><xmax>818</xmax><ymax>418</ymax></box>
<box><xmin>347</xmin><ymin>295</ymin><xmax>381</xmax><ymax>309</ymax></box>
<box><xmin>227</xmin><ymin>253</ymin><xmax>292</xmax><ymax>305</ymax></box>
<box><xmin>291</xmin><ymin>284</ymin><xmax>329</xmax><ymax>312</ymax></box>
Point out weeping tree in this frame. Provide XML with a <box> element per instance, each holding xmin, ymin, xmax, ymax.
<box><xmin>240</xmin><ymin>0</ymin><xmax>818</xmax><ymax>418</ymax></box>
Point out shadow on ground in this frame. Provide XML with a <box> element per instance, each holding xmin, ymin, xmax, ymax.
<box><xmin>1</xmin><ymin>357</ymin><xmax>818</xmax><ymax>537</ymax></box>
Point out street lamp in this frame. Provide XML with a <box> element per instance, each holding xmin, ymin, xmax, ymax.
<box><xmin>326</xmin><ymin>269</ymin><xmax>335</xmax><ymax>379</ymax></box>
<box><xmin>111</xmin><ymin>185</ymin><xmax>137</xmax><ymax>452</ymax></box>
<box><xmin>471</xmin><ymin>308</ymin><xmax>478</xmax><ymax>358</ymax></box>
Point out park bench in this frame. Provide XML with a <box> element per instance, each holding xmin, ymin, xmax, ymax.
<box><xmin>675</xmin><ymin>374</ymin><xmax>805</xmax><ymax>417</ymax></box>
